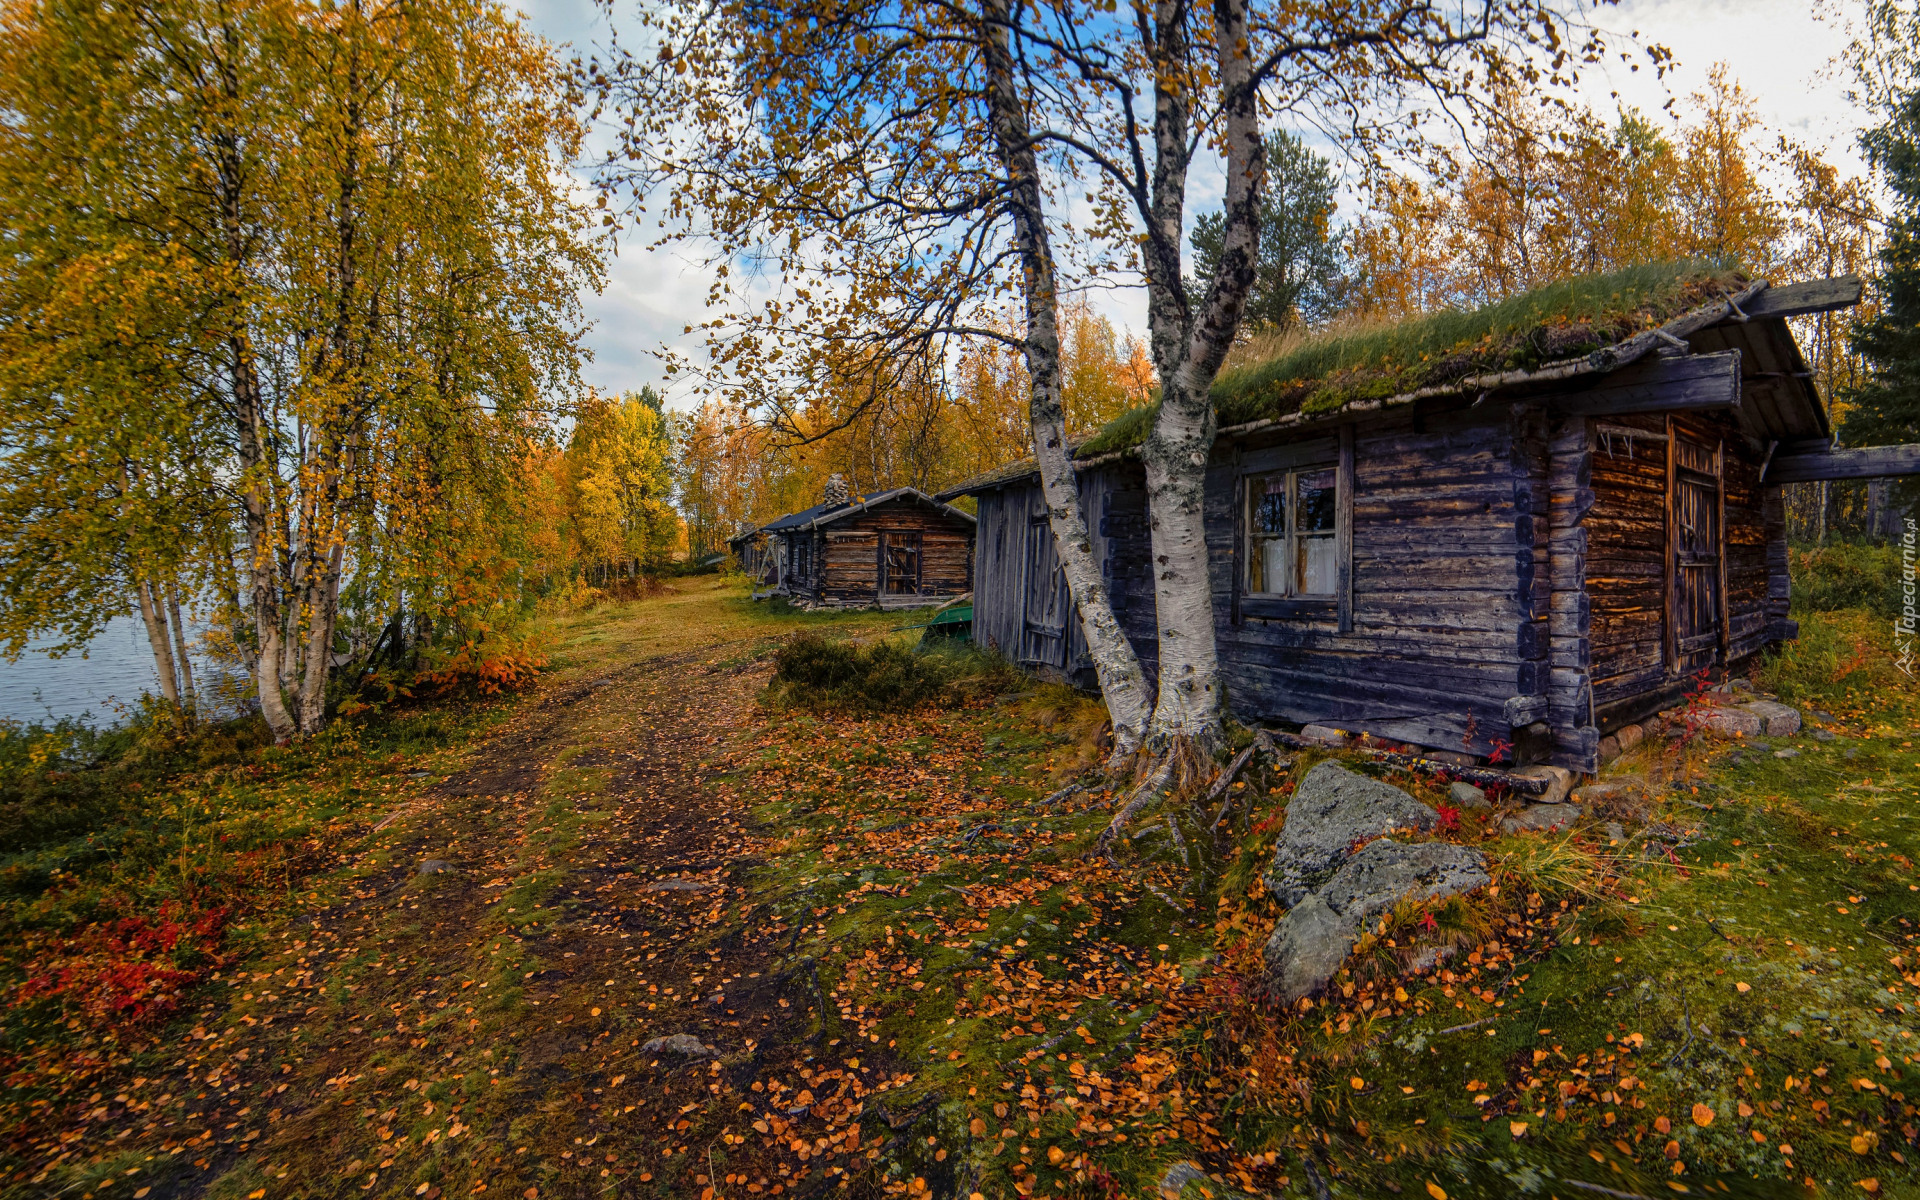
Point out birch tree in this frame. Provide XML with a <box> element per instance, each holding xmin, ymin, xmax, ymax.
<box><xmin>598</xmin><ymin>0</ymin><xmax>1624</xmax><ymax>767</ymax></box>
<box><xmin>0</xmin><ymin>0</ymin><xmax>598</xmax><ymax>739</ymax></box>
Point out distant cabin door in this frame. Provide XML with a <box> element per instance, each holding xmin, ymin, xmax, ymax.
<box><xmin>1667</xmin><ymin>421</ymin><xmax>1726</xmax><ymax>676</ymax></box>
<box><xmin>880</xmin><ymin>531</ymin><xmax>921</xmax><ymax>596</ymax></box>
<box><xmin>1021</xmin><ymin>513</ymin><xmax>1071</xmax><ymax>667</ymax></box>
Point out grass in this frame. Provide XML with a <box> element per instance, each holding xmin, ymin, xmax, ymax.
<box><xmin>1788</xmin><ymin>540</ymin><xmax>1909</xmax><ymax>623</ymax></box>
<box><xmin>5</xmin><ymin>579</ymin><xmax>1917</xmax><ymax>1200</ymax></box>
<box><xmin>1079</xmin><ymin>260</ymin><xmax>1747</xmax><ymax>456</ymax></box>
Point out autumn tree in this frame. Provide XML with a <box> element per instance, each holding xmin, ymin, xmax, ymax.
<box><xmin>564</xmin><ymin>388</ymin><xmax>681</xmax><ymax>581</ymax></box>
<box><xmin>0</xmin><ymin>0</ymin><xmax>599</xmax><ymax>739</ymax></box>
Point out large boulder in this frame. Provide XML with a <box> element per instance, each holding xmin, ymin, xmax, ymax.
<box><xmin>1265</xmin><ymin>763</ymin><xmax>1437</xmax><ymax>907</ymax></box>
<box><xmin>1262</xmin><ymin>840</ymin><xmax>1490</xmax><ymax>1004</ymax></box>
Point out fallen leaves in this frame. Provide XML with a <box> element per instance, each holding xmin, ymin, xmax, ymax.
<box><xmin>1691</xmin><ymin>1103</ymin><xmax>1715</xmax><ymax>1127</ymax></box>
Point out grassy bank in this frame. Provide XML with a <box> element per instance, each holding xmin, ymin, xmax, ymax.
<box><xmin>3</xmin><ymin>580</ymin><xmax>1916</xmax><ymax>1200</ymax></box>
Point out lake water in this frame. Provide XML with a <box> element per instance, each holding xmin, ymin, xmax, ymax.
<box><xmin>0</xmin><ymin>615</ymin><xmax>186</xmax><ymax>728</ymax></box>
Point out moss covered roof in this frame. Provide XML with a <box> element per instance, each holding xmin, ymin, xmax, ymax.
<box><xmin>1075</xmin><ymin>260</ymin><xmax>1748</xmax><ymax>456</ymax></box>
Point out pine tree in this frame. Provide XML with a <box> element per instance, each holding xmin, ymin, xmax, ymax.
<box><xmin>1845</xmin><ymin>84</ymin><xmax>1920</xmax><ymax>509</ymax></box>
<box><xmin>1189</xmin><ymin>132</ymin><xmax>1345</xmax><ymax>331</ymax></box>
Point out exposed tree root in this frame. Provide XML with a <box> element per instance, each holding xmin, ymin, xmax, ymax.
<box><xmin>1204</xmin><ymin>731</ymin><xmax>1280</xmax><ymax>834</ymax></box>
<box><xmin>1095</xmin><ymin>754</ymin><xmax>1177</xmax><ymax>851</ymax></box>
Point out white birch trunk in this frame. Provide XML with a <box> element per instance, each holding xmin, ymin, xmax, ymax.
<box><xmin>134</xmin><ymin>579</ymin><xmax>182</xmax><ymax>709</ymax></box>
<box><xmin>166</xmin><ymin>583</ymin><xmax>196</xmax><ymax>718</ymax></box>
<box><xmin>981</xmin><ymin>0</ymin><xmax>1151</xmax><ymax>756</ymax></box>
<box><xmin>1134</xmin><ymin>0</ymin><xmax>1265</xmax><ymax>754</ymax></box>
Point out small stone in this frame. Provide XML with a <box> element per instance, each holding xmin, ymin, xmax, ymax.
<box><xmin>417</xmin><ymin>860</ymin><xmax>455</xmax><ymax>875</ymax></box>
<box><xmin>1729</xmin><ymin>678</ymin><xmax>1754</xmax><ymax>692</ymax></box>
<box><xmin>1615</xmin><ymin>724</ymin><xmax>1646</xmax><ymax>753</ymax></box>
<box><xmin>1741</xmin><ymin>700</ymin><xmax>1801</xmax><ymax>737</ymax></box>
<box><xmin>1264</xmin><ymin>763</ymin><xmax>1437</xmax><ymax>906</ymax></box>
<box><xmin>1846</xmin><ymin>748</ymin><xmax>1860</xmax><ymax>760</ymax></box>
<box><xmin>1298</xmin><ymin>724</ymin><xmax>1351</xmax><ymax>747</ymax></box>
<box><xmin>1159</xmin><ymin>1162</ymin><xmax>1208</xmax><ymax>1197</ymax></box>
<box><xmin>641</xmin><ymin>1033</ymin><xmax>715</xmax><ymax>1058</ymax></box>
<box><xmin>1572</xmin><ymin>781</ymin><xmax>1626</xmax><ymax>804</ymax></box>
<box><xmin>1604</xmin><ymin>822</ymin><xmax>1627</xmax><ymax>844</ymax></box>
<box><xmin>1691</xmin><ymin>706</ymin><xmax>1762</xmax><ymax>739</ymax></box>
<box><xmin>1774</xmin><ymin>748</ymin><xmax>1800</xmax><ymax>759</ymax></box>
<box><xmin>644</xmin><ymin>878</ymin><xmax>714</xmax><ymax>892</ymax></box>
<box><xmin>1501</xmin><ymin>803</ymin><xmax>1582</xmax><ymax>835</ymax></box>
<box><xmin>1813</xmin><ymin>729</ymin><xmax>1836</xmax><ymax>742</ymax></box>
<box><xmin>1448</xmin><ymin>781</ymin><xmax>1490</xmax><ymax>809</ymax></box>
<box><xmin>1597</xmin><ymin>735</ymin><xmax>1622</xmax><ymax>765</ymax></box>
<box><xmin>1511</xmin><ymin>765</ymin><xmax>1574</xmax><ymax>804</ymax></box>
<box><xmin>1407</xmin><ymin>945</ymin><xmax>1457</xmax><ymax>973</ymax></box>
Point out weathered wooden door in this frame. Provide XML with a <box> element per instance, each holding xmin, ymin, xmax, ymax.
<box><xmin>1668</xmin><ymin>426</ymin><xmax>1725</xmax><ymax>675</ymax></box>
<box><xmin>1021</xmin><ymin>513</ymin><xmax>1070</xmax><ymax>666</ymax></box>
<box><xmin>879</xmin><ymin>531</ymin><xmax>921</xmax><ymax>595</ymax></box>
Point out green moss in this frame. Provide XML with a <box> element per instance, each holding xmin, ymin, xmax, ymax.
<box><xmin>1077</xmin><ymin>260</ymin><xmax>1746</xmax><ymax>456</ymax></box>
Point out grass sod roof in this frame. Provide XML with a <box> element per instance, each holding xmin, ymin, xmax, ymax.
<box><xmin>1075</xmin><ymin>260</ymin><xmax>1750</xmax><ymax>457</ymax></box>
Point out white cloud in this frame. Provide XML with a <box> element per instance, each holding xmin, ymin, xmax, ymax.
<box><xmin>517</xmin><ymin>0</ymin><xmax>1878</xmax><ymax>391</ymax></box>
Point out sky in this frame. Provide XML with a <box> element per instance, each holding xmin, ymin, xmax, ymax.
<box><xmin>521</xmin><ymin>0</ymin><xmax>1878</xmax><ymax>411</ymax></box>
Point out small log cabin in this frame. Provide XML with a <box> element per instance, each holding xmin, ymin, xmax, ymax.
<box><xmin>940</xmin><ymin>268</ymin><xmax>1920</xmax><ymax>773</ymax></box>
<box><xmin>727</xmin><ymin>524</ymin><xmax>776</xmax><ymax>587</ymax></box>
<box><xmin>752</xmin><ymin>476</ymin><xmax>977</xmax><ymax>609</ymax></box>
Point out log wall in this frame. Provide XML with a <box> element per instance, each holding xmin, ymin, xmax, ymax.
<box><xmin>1585</xmin><ymin>407</ymin><xmax>1781</xmax><ymax>732</ymax></box>
<box><xmin>964</xmin><ymin>379</ymin><xmax>1792</xmax><ymax>771</ymax></box>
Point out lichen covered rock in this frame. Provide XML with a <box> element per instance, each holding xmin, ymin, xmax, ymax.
<box><xmin>1261</xmin><ymin>839</ymin><xmax>1490</xmax><ymax>1004</ymax></box>
<box><xmin>1264</xmin><ymin>763</ymin><xmax>1437</xmax><ymax>907</ymax></box>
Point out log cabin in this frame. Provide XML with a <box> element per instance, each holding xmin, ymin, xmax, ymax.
<box><xmin>727</xmin><ymin>524</ymin><xmax>776</xmax><ymax>587</ymax></box>
<box><xmin>752</xmin><ymin>475</ymin><xmax>977</xmax><ymax>609</ymax></box>
<box><xmin>939</xmin><ymin>265</ymin><xmax>1919</xmax><ymax>773</ymax></box>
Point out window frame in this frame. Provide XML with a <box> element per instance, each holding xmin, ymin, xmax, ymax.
<box><xmin>1233</xmin><ymin>430</ymin><xmax>1353</xmax><ymax>629</ymax></box>
<box><xmin>1242</xmin><ymin>465</ymin><xmax>1340</xmax><ymax>600</ymax></box>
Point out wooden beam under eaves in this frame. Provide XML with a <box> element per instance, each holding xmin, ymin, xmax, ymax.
<box><xmin>1766</xmin><ymin>443</ymin><xmax>1920</xmax><ymax>483</ymax></box>
<box><xmin>1550</xmin><ymin>351</ymin><xmax>1740</xmax><ymax>417</ymax></box>
<box><xmin>1732</xmin><ymin>276</ymin><xmax>1866</xmax><ymax>322</ymax></box>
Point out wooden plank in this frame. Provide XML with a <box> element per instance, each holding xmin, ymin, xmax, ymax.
<box><xmin>1765</xmin><ymin>444</ymin><xmax>1920</xmax><ymax>482</ymax></box>
<box><xmin>1716</xmin><ymin>438</ymin><xmax>1730</xmax><ymax>663</ymax></box>
<box><xmin>1551</xmin><ymin>351</ymin><xmax>1741</xmax><ymax>417</ymax></box>
<box><xmin>1732</xmin><ymin>275</ymin><xmax>1864</xmax><ymax>321</ymax></box>
<box><xmin>1662</xmin><ymin>414</ymin><xmax>1677</xmax><ymax>670</ymax></box>
<box><xmin>1337</xmin><ymin>425</ymin><xmax>1354</xmax><ymax>634</ymax></box>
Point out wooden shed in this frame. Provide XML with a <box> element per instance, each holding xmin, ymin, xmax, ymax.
<box><xmin>940</xmin><ymin>268</ymin><xmax>1918</xmax><ymax>773</ymax></box>
<box><xmin>727</xmin><ymin>524</ymin><xmax>777</xmax><ymax>587</ymax></box>
<box><xmin>757</xmin><ymin>477</ymin><xmax>976</xmax><ymax>609</ymax></box>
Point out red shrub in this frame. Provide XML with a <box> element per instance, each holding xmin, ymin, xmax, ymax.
<box><xmin>10</xmin><ymin>901</ymin><xmax>228</xmax><ymax>1025</ymax></box>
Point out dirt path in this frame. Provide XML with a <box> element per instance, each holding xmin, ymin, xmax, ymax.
<box><xmin>88</xmin><ymin>621</ymin><xmax>867</xmax><ymax>1200</ymax></box>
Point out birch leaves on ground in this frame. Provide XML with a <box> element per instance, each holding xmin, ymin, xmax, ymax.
<box><xmin>0</xmin><ymin>0</ymin><xmax>601</xmax><ymax>739</ymax></box>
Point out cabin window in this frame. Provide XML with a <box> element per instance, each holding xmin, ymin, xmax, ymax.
<box><xmin>791</xmin><ymin>536</ymin><xmax>811</xmax><ymax>582</ymax></box>
<box><xmin>1245</xmin><ymin>466</ymin><xmax>1338</xmax><ymax>597</ymax></box>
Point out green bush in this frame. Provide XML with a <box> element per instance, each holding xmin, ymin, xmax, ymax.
<box><xmin>770</xmin><ymin>633</ymin><xmax>1024</xmax><ymax>714</ymax></box>
<box><xmin>1789</xmin><ymin>539</ymin><xmax>1904</xmax><ymax>620</ymax></box>
<box><xmin>771</xmin><ymin>634</ymin><xmax>952</xmax><ymax>713</ymax></box>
